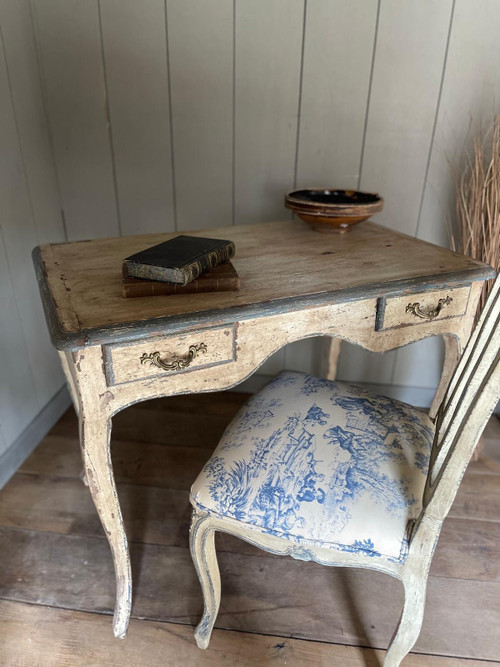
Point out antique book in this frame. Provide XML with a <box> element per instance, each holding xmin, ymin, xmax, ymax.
<box><xmin>123</xmin><ymin>235</ymin><xmax>235</xmax><ymax>286</ymax></box>
<box><xmin>122</xmin><ymin>261</ymin><xmax>240</xmax><ymax>298</ymax></box>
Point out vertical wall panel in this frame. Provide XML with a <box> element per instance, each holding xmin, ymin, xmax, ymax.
<box><xmin>394</xmin><ymin>0</ymin><xmax>500</xmax><ymax>390</ymax></box>
<box><xmin>360</xmin><ymin>0</ymin><xmax>453</xmax><ymax>235</ymax></box>
<box><xmin>234</xmin><ymin>0</ymin><xmax>304</xmax><ymax>226</ymax></box>
<box><xmin>0</xmin><ymin>228</ymin><xmax>38</xmax><ymax>445</ymax></box>
<box><xmin>167</xmin><ymin>0</ymin><xmax>233</xmax><ymax>231</ymax></box>
<box><xmin>100</xmin><ymin>0</ymin><xmax>175</xmax><ymax>235</ymax></box>
<box><xmin>0</xmin><ymin>24</ymin><xmax>63</xmax><ymax>407</ymax></box>
<box><xmin>32</xmin><ymin>0</ymin><xmax>119</xmax><ymax>240</ymax></box>
<box><xmin>0</xmin><ymin>0</ymin><xmax>63</xmax><ymax>244</ymax></box>
<box><xmin>296</xmin><ymin>0</ymin><xmax>378</xmax><ymax>189</ymax></box>
<box><xmin>286</xmin><ymin>0</ymin><xmax>378</xmax><ymax>374</ymax></box>
<box><xmin>0</xmin><ymin>423</ymin><xmax>7</xmax><ymax>458</ymax></box>
<box><xmin>339</xmin><ymin>0</ymin><xmax>453</xmax><ymax>388</ymax></box>
<box><xmin>234</xmin><ymin>0</ymin><xmax>304</xmax><ymax>374</ymax></box>
<box><xmin>417</xmin><ymin>0</ymin><xmax>500</xmax><ymax>247</ymax></box>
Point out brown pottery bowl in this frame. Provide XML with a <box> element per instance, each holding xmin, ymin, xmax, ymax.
<box><xmin>285</xmin><ymin>188</ymin><xmax>384</xmax><ymax>233</ymax></box>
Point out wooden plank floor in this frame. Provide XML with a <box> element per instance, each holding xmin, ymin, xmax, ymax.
<box><xmin>1</xmin><ymin>392</ymin><xmax>499</xmax><ymax>666</ymax></box>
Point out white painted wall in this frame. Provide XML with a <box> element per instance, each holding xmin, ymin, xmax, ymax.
<box><xmin>1</xmin><ymin>0</ymin><xmax>499</xmax><ymax>484</ymax></box>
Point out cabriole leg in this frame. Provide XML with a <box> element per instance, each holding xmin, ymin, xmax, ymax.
<box><xmin>320</xmin><ymin>337</ymin><xmax>342</xmax><ymax>380</ymax></box>
<box><xmin>384</xmin><ymin>572</ymin><xmax>427</xmax><ymax>667</ymax></box>
<box><xmin>190</xmin><ymin>510</ymin><xmax>221</xmax><ymax>649</ymax></box>
<box><xmin>70</xmin><ymin>346</ymin><xmax>132</xmax><ymax>637</ymax></box>
<box><xmin>429</xmin><ymin>335</ymin><xmax>460</xmax><ymax>420</ymax></box>
<box><xmin>80</xmin><ymin>414</ymin><xmax>132</xmax><ymax>639</ymax></box>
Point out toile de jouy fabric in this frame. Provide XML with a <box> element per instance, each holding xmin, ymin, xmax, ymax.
<box><xmin>190</xmin><ymin>371</ymin><xmax>434</xmax><ymax>562</ymax></box>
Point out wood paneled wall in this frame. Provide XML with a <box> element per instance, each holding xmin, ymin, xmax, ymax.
<box><xmin>1</xmin><ymin>0</ymin><xmax>499</xmax><ymax>482</ymax></box>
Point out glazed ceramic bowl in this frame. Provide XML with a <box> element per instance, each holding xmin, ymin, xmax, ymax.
<box><xmin>285</xmin><ymin>188</ymin><xmax>384</xmax><ymax>233</ymax></box>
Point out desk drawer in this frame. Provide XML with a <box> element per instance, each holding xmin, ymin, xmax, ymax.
<box><xmin>105</xmin><ymin>325</ymin><xmax>236</xmax><ymax>386</ymax></box>
<box><xmin>376</xmin><ymin>286</ymin><xmax>470</xmax><ymax>331</ymax></box>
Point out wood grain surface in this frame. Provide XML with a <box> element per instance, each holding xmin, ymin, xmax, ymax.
<box><xmin>35</xmin><ymin>220</ymin><xmax>494</xmax><ymax>348</ymax></box>
<box><xmin>1</xmin><ymin>396</ymin><xmax>499</xmax><ymax>664</ymax></box>
<box><xmin>1</xmin><ymin>599</ymin><xmax>490</xmax><ymax>667</ymax></box>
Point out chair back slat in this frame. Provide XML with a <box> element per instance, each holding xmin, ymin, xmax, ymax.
<box><xmin>436</xmin><ymin>277</ymin><xmax>500</xmax><ymax>438</ymax></box>
<box><xmin>423</xmin><ymin>275</ymin><xmax>500</xmax><ymax>515</ymax></box>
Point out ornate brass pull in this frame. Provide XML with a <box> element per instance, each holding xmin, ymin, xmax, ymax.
<box><xmin>140</xmin><ymin>342</ymin><xmax>207</xmax><ymax>371</ymax></box>
<box><xmin>405</xmin><ymin>295</ymin><xmax>453</xmax><ymax>320</ymax></box>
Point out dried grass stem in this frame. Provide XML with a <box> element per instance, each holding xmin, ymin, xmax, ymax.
<box><xmin>450</xmin><ymin>116</ymin><xmax>500</xmax><ymax>313</ymax></box>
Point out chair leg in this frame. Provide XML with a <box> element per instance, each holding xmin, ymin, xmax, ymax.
<box><xmin>190</xmin><ymin>510</ymin><xmax>221</xmax><ymax>650</ymax></box>
<box><xmin>384</xmin><ymin>572</ymin><xmax>427</xmax><ymax>667</ymax></box>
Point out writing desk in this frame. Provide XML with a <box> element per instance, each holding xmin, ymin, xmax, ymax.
<box><xmin>33</xmin><ymin>219</ymin><xmax>494</xmax><ymax>638</ymax></box>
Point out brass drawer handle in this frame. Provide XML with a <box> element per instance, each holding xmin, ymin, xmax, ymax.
<box><xmin>405</xmin><ymin>295</ymin><xmax>453</xmax><ymax>320</ymax></box>
<box><xmin>140</xmin><ymin>342</ymin><xmax>207</xmax><ymax>371</ymax></box>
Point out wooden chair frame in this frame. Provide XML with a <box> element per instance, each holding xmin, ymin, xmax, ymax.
<box><xmin>190</xmin><ymin>275</ymin><xmax>500</xmax><ymax>666</ymax></box>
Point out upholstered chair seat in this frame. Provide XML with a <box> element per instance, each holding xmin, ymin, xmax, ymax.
<box><xmin>191</xmin><ymin>372</ymin><xmax>434</xmax><ymax>563</ymax></box>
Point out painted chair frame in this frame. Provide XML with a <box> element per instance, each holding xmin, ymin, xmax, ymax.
<box><xmin>190</xmin><ymin>275</ymin><xmax>500</xmax><ymax>666</ymax></box>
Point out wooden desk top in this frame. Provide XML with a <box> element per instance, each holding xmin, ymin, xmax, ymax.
<box><xmin>34</xmin><ymin>220</ymin><xmax>494</xmax><ymax>350</ymax></box>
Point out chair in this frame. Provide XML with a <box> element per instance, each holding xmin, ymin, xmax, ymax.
<box><xmin>189</xmin><ymin>275</ymin><xmax>500</xmax><ymax>666</ymax></box>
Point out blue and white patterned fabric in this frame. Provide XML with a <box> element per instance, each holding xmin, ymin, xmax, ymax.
<box><xmin>191</xmin><ymin>372</ymin><xmax>434</xmax><ymax>562</ymax></box>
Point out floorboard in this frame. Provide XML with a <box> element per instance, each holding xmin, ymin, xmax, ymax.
<box><xmin>1</xmin><ymin>526</ymin><xmax>500</xmax><ymax>660</ymax></box>
<box><xmin>2</xmin><ymin>600</ymin><xmax>491</xmax><ymax>667</ymax></box>
<box><xmin>1</xmin><ymin>392</ymin><xmax>499</xmax><ymax>665</ymax></box>
<box><xmin>1</xmin><ymin>474</ymin><xmax>499</xmax><ymax>582</ymax></box>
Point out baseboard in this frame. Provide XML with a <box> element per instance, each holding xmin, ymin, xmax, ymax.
<box><xmin>0</xmin><ymin>385</ymin><xmax>71</xmax><ymax>489</ymax></box>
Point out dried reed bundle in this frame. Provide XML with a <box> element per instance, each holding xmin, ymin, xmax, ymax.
<box><xmin>450</xmin><ymin>115</ymin><xmax>500</xmax><ymax>314</ymax></box>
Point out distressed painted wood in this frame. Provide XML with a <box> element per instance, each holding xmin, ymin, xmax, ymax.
<box><xmin>34</xmin><ymin>220</ymin><xmax>492</xmax><ymax>350</ymax></box>
<box><xmin>428</xmin><ymin>335</ymin><xmax>460</xmax><ymax>420</ymax></box>
<box><xmin>189</xmin><ymin>275</ymin><xmax>500</xmax><ymax>665</ymax></box>
<box><xmin>57</xmin><ymin>350</ymin><xmax>78</xmax><ymax>414</ymax></box>
<box><xmin>70</xmin><ymin>345</ymin><xmax>131</xmax><ymax>638</ymax></box>
<box><xmin>33</xmin><ymin>221</ymin><xmax>493</xmax><ymax>639</ymax></box>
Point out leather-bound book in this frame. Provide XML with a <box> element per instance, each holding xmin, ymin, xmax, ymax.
<box><xmin>122</xmin><ymin>261</ymin><xmax>239</xmax><ymax>298</ymax></box>
<box><xmin>123</xmin><ymin>235</ymin><xmax>235</xmax><ymax>286</ymax></box>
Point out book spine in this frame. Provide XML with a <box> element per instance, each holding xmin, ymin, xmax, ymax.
<box><xmin>122</xmin><ymin>275</ymin><xmax>239</xmax><ymax>298</ymax></box>
<box><xmin>179</xmin><ymin>242</ymin><xmax>235</xmax><ymax>286</ymax></box>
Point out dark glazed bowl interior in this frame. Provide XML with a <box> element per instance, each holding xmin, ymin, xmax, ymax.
<box><xmin>289</xmin><ymin>189</ymin><xmax>380</xmax><ymax>206</ymax></box>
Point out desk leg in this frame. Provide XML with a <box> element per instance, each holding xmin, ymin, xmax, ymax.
<box><xmin>321</xmin><ymin>337</ymin><xmax>342</xmax><ymax>380</ymax></box>
<box><xmin>69</xmin><ymin>347</ymin><xmax>132</xmax><ymax>639</ymax></box>
<box><xmin>80</xmin><ymin>413</ymin><xmax>132</xmax><ymax>638</ymax></box>
<box><xmin>429</xmin><ymin>335</ymin><xmax>460</xmax><ymax>420</ymax></box>
<box><xmin>58</xmin><ymin>350</ymin><xmax>79</xmax><ymax>416</ymax></box>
